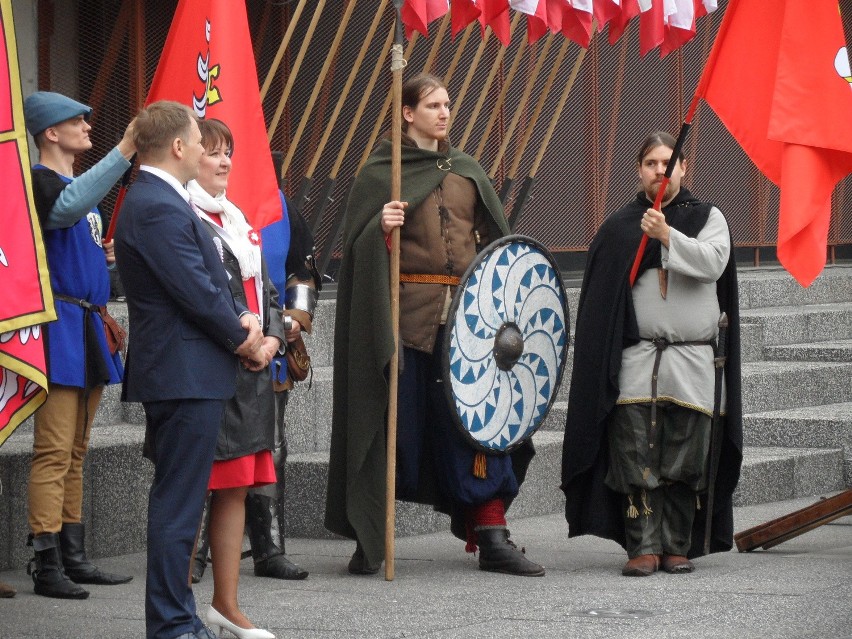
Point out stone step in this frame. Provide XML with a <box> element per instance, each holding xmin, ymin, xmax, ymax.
<box><xmin>3</xmin><ymin>422</ymin><xmax>842</xmax><ymax>570</ymax></box>
<box><xmin>740</xmin><ymin>360</ymin><xmax>852</xmax><ymax>414</ymax></box>
<box><xmin>764</xmin><ymin>339</ymin><xmax>852</xmax><ymax>362</ymax></box>
<box><xmin>740</xmin><ymin>302</ymin><xmax>852</xmax><ymax>347</ymax></box>
<box><xmin>743</xmin><ymin>402</ymin><xmax>852</xmax><ymax>486</ymax></box>
<box><xmin>737</xmin><ymin>265</ymin><xmax>852</xmax><ymax>309</ymax></box>
<box><xmin>733</xmin><ymin>446</ymin><xmax>846</xmax><ymax>506</ymax></box>
<box><xmin>527</xmin><ymin>359</ymin><xmax>852</xmax><ymax>434</ymax></box>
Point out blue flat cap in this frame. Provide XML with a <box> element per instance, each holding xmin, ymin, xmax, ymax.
<box><xmin>24</xmin><ymin>91</ymin><xmax>92</xmax><ymax>136</ymax></box>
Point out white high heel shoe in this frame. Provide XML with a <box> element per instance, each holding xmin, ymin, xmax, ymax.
<box><xmin>206</xmin><ymin>606</ymin><xmax>275</xmax><ymax>639</ymax></box>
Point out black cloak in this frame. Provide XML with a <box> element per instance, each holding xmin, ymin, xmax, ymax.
<box><xmin>560</xmin><ymin>188</ymin><xmax>743</xmax><ymax>558</ymax></box>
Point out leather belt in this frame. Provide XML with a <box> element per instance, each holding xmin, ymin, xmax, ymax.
<box><xmin>399</xmin><ymin>273</ymin><xmax>460</xmax><ymax>286</ymax></box>
<box><xmin>642</xmin><ymin>337</ymin><xmax>714</xmax><ymax>448</ymax></box>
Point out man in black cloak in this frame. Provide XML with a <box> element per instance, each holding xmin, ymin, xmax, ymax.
<box><xmin>561</xmin><ymin>131</ymin><xmax>742</xmax><ymax>576</ymax></box>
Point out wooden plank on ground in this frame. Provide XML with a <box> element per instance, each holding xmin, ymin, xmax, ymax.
<box><xmin>734</xmin><ymin>489</ymin><xmax>852</xmax><ymax>552</ymax></box>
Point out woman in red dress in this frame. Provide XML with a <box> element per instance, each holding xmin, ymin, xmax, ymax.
<box><xmin>188</xmin><ymin>119</ymin><xmax>290</xmax><ymax>639</ymax></box>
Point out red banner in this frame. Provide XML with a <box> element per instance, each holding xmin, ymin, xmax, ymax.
<box><xmin>0</xmin><ymin>0</ymin><xmax>55</xmax><ymax>446</ymax></box>
<box><xmin>696</xmin><ymin>0</ymin><xmax>852</xmax><ymax>286</ymax></box>
<box><xmin>146</xmin><ymin>0</ymin><xmax>280</xmax><ymax>232</ymax></box>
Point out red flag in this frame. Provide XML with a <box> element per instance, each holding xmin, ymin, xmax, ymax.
<box><xmin>593</xmin><ymin>0</ymin><xmax>622</xmax><ymax>33</ymax></box>
<box><xmin>638</xmin><ymin>0</ymin><xmax>665</xmax><ymax>56</ymax></box>
<box><xmin>559</xmin><ymin>1</ymin><xmax>594</xmax><ymax>48</ymax></box>
<box><xmin>608</xmin><ymin>0</ymin><xmax>640</xmax><ymax>45</ymax></box>
<box><xmin>479</xmin><ymin>0</ymin><xmax>512</xmax><ymax>46</ymax></box>
<box><xmin>401</xmin><ymin>0</ymin><xmax>449</xmax><ymax>38</ymax></box>
<box><xmin>696</xmin><ymin>0</ymin><xmax>852</xmax><ymax>286</ymax></box>
<box><xmin>0</xmin><ymin>0</ymin><xmax>54</xmax><ymax>446</ymax></box>
<box><xmin>451</xmin><ymin>0</ymin><xmax>482</xmax><ymax>38</ymax></box>
<box><xmin>146</xmin><ymin>0</ymin><xmax>280</xmax><ymax>231</ymax></box>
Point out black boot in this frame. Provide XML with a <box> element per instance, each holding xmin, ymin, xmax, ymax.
<box><xmin>27</xmin><ymin>533</ymin><xmax>89</xmax><ymax>599</ymax></box>
<box><xmin>476</xmin><ymin>528</ymin><xmax>545</xmax><ymax>577</ymax></box>
<box><xmin>245</xmin><ymin>494</ymin><xmax>308</xmax><ymax>580</ymax></box>
<box><xmin>58</xmin><ymin>523</ymin><xmax>133</xmax><ymax>585</ymax></box>
<box><xmin>192</xmin><ymin>495</ymin><xmax>211</xmax><ymax>583</ymax></box>
<box><xmin>347</xmin><ymin>542</ymin><xmax>380</xmax><ymax>575</ymax></box>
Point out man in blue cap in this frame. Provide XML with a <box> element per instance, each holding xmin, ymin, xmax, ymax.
<box><xmin>23</xmin><ymin>91</ymin><xmax>136</xmax><ymax>599</ymax></box>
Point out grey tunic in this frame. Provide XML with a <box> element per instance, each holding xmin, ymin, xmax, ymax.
<box><xmin>617</xmin><ymin>207</ymin><xmax>730</xmax><ymax>416</ymax></box>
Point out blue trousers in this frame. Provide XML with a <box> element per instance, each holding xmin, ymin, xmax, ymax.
<box><xmin>396</xmin><ymin>341</ymin><xmax>519</xmax><ymax>509</ymax></box>
<box><xmin>143</xmin><ymin>398</ymin><xmax>223</xmax><ymax>639</ymax></box>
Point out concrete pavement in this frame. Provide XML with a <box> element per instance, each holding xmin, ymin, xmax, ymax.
<box><xmin>1</xmin><ymin>493</ymin><xmax>850</xmax><ymax>639</ymax></box>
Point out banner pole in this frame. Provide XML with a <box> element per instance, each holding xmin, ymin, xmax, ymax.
<box><xmin>386</xmin><ymin>0</ymin><xmax>406</xmax><ymax>583</ymax></box>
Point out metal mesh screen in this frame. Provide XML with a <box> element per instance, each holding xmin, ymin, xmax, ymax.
<box><xmin>35</xmin><ymin>0</ymin><xmax>852</xmax><ymax>279</ymax></box>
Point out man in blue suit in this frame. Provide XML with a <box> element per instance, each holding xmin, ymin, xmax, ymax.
<box><xmin>114</xmin><ymin>101</ymin><xmax>266</xmax><ymax>639</ymax></box>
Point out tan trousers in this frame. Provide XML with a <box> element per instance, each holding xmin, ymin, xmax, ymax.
<box><xmin>28</xmin><ymin>384</ymin><xmax>103</xmax><ymax>535</ymax></box>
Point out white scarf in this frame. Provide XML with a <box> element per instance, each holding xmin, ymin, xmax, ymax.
<box><xmin>186</xmin><ymin>180</ymin><xmax>262</xmax><ymax>280</ymax></box>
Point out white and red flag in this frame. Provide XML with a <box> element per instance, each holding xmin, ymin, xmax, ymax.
<box><xmin>400</xmin><ymin>0</ymin><xmax>714</xmax><ymax>53</ymax></box>
<box><xmin>0</xmin><ymin>0</ymin><xmax>55</xmax><ymax>447</ymax></box>
<box><xmin>696</xmin><ymin>0</ymin><xmax>852</xmax><ymax>286</ymax></box>
<box><xmin>509</xmin><ymin>0</ymin><xmax>550</xmax><ymax>43</ymax></box>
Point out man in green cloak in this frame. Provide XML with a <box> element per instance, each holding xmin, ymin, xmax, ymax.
<box><xmin>325</xmin><ymin>72</ymin><xmax>543</xmax><ymax>577</ymax></box>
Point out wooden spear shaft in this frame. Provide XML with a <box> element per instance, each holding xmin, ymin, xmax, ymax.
<box><xmin>528</xmin><ymin>45</ymin><xmax>587</xmax><ymax>179</ymax></box>
<box><xmin>488</xmin><ymin>33</ymin><xmax>554</xmax><ymax>178</ymax></box>
<box><xmin>308</xmin><ymin>27</ymin><xmax>395</xmax><ymax>270</ymax></box>
<box><xmin>304</xmin><ymin>0</ymin><xmax>389</xmax><ymax>181</ymax></box>
<box><xmin>457</xmin><ymin>13</ymin><xmax>520</xmax><ymax>151</ymax></box>
<box><xmin>357</xmin><ymin>32</ymin><xmax>419</xmax><ymax>170</ymax></box>
<box><xmin>508</xmin><ymin>45</ymin><xmax>587</xmax><ymax>229</ymax></box>
<box><xmin>267</xmin><ymin>0</ymin><xmax>327</xmax><ymax>142</ymax></box>
<box><xmin>505</xmin><ymin>36</ymin><xmax>571</xmax><ymax>183</ymax></box>
<box><xmin>333</xmin><ymin>28</ymin><xmax>396</xmax><ymax>178</ymax></box>
<box><xmin>443</xmin><ymin>21</ymin><xmax>474</xmax><ymax>86</ymax></box>
<box><xmin>473</xmin><ymin>29</ymin><xmax>528</xmax><ymax>161</ymax></box>
<box><xmin>260</xmin><ymin>0</ymin><xmax>308</xmax><ymax>101</ymax></box>
<box><xmin>280</xmin><ymin>0</ymin><xmax>359</xmax><ymax>176</ymax></box>
<box><xmin>448</xmin><ymin>27</ymin><xmax>490</xmax><ymax>124</ymax></box>
<box><xmin>386</xmin><ymin>0</ymin><xmax>405</xmax><ymax>584</ymax></box>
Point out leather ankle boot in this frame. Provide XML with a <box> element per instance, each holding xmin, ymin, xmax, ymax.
<box><xmin>476</xmin><ymin>528</ymin><xmax>545</xmax><ymax>577</ymax></box>
<box><xmin>245</xmin><ymin>494</ymin><xmax>308</xmax><ymax>580</ymax></box>
<box><xmin>58</xmin><ymin>523</ymin><xmax>132</xmax><ymax>585</ymax></box>
<box><xmin>27</xmin><ymin>533</ymin><xmax>89</xmax><ymax>599</ymax></box>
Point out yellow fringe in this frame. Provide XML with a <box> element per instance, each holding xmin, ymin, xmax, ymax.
<box><xmin>641</xmin><ymin>489</ymin><xmax>653</xmax><ymax>517</ymax></box>
<box><xmin>626</xmin><ymin>494</ymin><xmax>639</xmax><ymax>519</ymax></box>
<box><xmin>473</xmin><ymin>452</ymin><xmax>487</xmax><ymax>479</ymax></box>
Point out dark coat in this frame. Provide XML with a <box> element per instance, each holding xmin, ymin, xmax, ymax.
<box><xmin>199</xmin><ymin>218</ymin><xmax>287</xmax><ymax>460</ymax></box>
<box><xmin>115</xmin><ymin>170</ymin><xmax>246</xmax><ymax>404</ymax></box>
<box><xmin>560</xmin><ymin>188</ymin><xmax>743</xmax><ymax>558</ymax></box>
<box><xmin>324</xmin><ymin>138</ymin><xmax>521</xmax><ymax>567</ymax></box>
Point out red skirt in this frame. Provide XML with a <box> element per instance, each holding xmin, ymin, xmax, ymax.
<box><xmin>208</xmin><ymin>450</ymin><xmax>276</xmax><ymax>490</ymax></box>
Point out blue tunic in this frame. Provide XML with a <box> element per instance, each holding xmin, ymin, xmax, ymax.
<box><xmin>34</xmin><ymin>165</ymin><xmax>123</xmax><ymax>387</ymax></box>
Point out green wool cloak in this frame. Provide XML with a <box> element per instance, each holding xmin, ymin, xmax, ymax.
<box><xmin>324</xmin><ymin>139</ymin><xmax>510</xmax><ymax>566</ymax></box>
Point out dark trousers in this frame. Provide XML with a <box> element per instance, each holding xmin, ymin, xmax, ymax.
<box><xmin>143</xmin><ymin>398</ymin><xmax>223</xmax><ymax>639</ymax></box>
<box><xmin>605</xmin><ymin>402</ymin><xmax>711</xmax><ymax>557</ymax></box>
<box><xmin>396</xmin><ymin>341</ymin><xmax>518</xmax><ymax>509</ymax></box>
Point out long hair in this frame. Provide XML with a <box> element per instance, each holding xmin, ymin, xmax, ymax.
<box><xmin>401</xmin><ymin>72</ymin><xmax>447</xmax><ymax>133</ymax></box>
<box><xmin>636</xmin><ymin>130</ymin><xmax>683</xmax><ymax>165</ymax></box>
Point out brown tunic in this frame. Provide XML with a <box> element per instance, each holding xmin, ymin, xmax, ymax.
<box><xmin>398</xmin><ymin>171</ymin><xmax>492</xmax><ymax>353</ymax></box>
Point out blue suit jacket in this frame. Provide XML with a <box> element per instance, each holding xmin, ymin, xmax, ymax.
<box><xmin>114</xmin><ymin>170</ymin><xmax>246</xmax><ymax>403</ymax></box>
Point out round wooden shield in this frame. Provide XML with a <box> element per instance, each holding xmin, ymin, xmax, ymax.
<box><xmin>442</xmin><ymin>235</ymin><xmax>570</xmax><ymax>453</ymax></box>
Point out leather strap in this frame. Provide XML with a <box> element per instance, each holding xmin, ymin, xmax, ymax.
<box><xmin>643</xmin><ymin>337</ymin><xmax>714</xmax><ymax>447</ymax></box>
<box><xmin>399</xmin><ymin>273</ymin><xmax>460</xmax><ymax>286</ymax></box>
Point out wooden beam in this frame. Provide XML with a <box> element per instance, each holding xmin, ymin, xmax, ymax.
<box><xmin>734</xmin><ymin>489</ymin><xmax>852</xmax><ymax>552</ymax></box>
